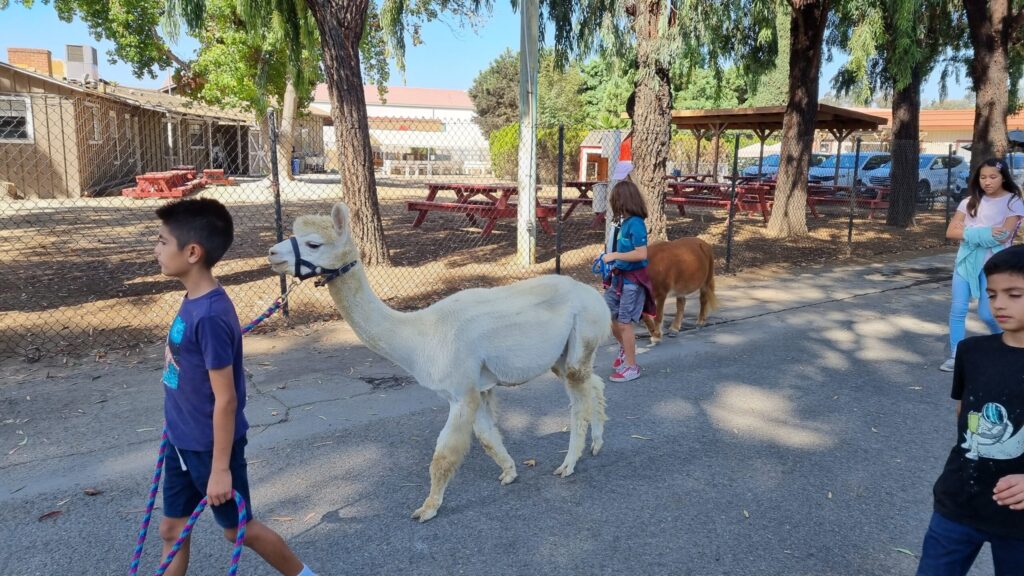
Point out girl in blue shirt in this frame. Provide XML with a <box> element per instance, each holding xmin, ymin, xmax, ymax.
<box><xmin>602</xmin><ymin>180</ymin><xmax>651</xmax><ymax>382</ymax></box>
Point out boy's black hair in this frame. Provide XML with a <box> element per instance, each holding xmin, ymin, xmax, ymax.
<box><xmin>155</xmin><ymin>198</ymin><xmax>234</xmax><ymax>268</ymax></box>
<box><xmin>984</xmin><ymin>244</ymin><xmax>1024</xmax><ymax>279</ymax></box>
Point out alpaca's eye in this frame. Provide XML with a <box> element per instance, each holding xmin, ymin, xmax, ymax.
<box><xmin>306</xmin><ymin>242</ymin><xmax>322</xmax><ymax>249</ymax></box>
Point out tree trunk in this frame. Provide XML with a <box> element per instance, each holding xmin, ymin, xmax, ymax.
<box><xmin>766</xmin><ymin>0</ymin><xmax>830</xmax><ymax>238</ymax></box>
<box><xmin>886</xmin><ymin>65</ymin><xmax>922</xmax><ymax>228</ymax></box>
<box><xmin>278</xmin><ymin>78</ymin><xmax>297</xmax><ymax>182</ymax></box>
<box><xmin>306</xmin><ymin>0</ymin><xmax>389</xmax><ymax>266</ymax></box>
<box><xmin>965</xmin><ymin>0</ymin><xmax>1012</xmax><ymax>175</ymax></box>
<box><xmin>629</xmin><ymin>0</ymin><xmax>672</xmax><ymax>243</ymax></box>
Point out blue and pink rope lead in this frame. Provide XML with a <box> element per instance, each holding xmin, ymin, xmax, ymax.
<box><xmin>128</xmin><ymin>428</ymin><xmax>248</xmax><ymax>575</ymax></box>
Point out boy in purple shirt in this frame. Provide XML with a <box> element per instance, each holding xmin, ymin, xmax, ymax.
<box><xmin>154</xmin><ymin>198</ymin><xmax>315</xmax><ymax>576</ymax></box>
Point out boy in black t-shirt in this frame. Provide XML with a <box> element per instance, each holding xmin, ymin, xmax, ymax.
<box><xmin>917</xmin><ymin>245</ymin><xmax>1024</xmax><ymax>576</ymax></box>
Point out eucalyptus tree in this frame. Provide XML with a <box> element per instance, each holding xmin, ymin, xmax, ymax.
<box><xmin>830</xmin><ymin>0</ymin><xmax>963</xmax><ymax>227</ymax></box>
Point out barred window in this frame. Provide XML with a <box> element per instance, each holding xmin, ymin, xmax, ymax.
<box><xmin>84</xmin><ymin>103</ymin><xmax>101</xmax><ymax>143</ymax></box>
<box><xmin>0</xmin><ymin>96</ymin><xmax>32</xmax><ymax>143</ymax></box>
<box><xmin>189</xmin><ymin>123</ymin><xmax>204</xmax><ymax>149</ymax></box>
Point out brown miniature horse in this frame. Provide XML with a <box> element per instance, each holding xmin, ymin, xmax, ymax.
<box><xmin>642</xmin><ymin>237</ymin><xmax>718</xmax><ymax>344</ymax></box>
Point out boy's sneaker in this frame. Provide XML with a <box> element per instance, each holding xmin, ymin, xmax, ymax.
<box><xmin>939</xmin><ymin>358</ymin><xmax>956</xmax><ymax>372</ymax></box>
<box><xmin>610</xmin><ymin>364</ymin><xmax>641</xmax><ymax>382</ymax></box>
<box><xmin>612</xmin><ymin>347</ymin><xmax>626</xmax><ymax>370</ymax></box>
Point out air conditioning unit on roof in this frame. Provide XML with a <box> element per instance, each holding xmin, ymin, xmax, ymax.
<box><xmin>65</xmin><ymin>44</ymin><xmax>99</xmax><ymax>84</ymax></box>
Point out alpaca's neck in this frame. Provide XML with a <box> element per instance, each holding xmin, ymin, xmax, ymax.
<box><xmin>325</xmin><ymin>265</ymin><xmax>414</xmax><ymax>368</ymax></box>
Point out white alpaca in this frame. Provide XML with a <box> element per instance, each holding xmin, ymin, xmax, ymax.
<box><xmin>267</xmin><ymin>203</ymin><xmax>611</xmax><ymax>522</ymax></box>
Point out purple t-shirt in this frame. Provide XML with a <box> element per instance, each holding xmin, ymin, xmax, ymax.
<box><xmin>162</xmin><ymin>286</ymin><xmax>248</xmax><ymax>451</ymax></box>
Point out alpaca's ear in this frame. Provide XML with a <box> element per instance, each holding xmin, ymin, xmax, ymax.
<box><xmin>331</xmin><ymin>203</ymin><xmax>350</xmax><ymax>236</ymax></box>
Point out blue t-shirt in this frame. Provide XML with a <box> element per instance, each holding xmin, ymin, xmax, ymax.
<box><xmin>162</xmin><ymin>286</ymin><xmax>248</xmax><ymax>451</ymax></box>
<box><xmin>613</xmin><ymin>216</ymin><xmax>649</xmax><ymax>272</ymax></box>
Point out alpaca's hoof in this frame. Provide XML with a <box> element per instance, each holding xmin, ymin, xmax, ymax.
<box><xmin>499</xmin><ymin>469</ymin><xmax>518</xmax><ymax>485</ymax></box>
<box><xmin>553</xmin><ymin>464</ymin><xmax>575</xmax><ymax>478</ymax></box>
<box><xmin>649</xmin><ymin>335</ymin><xmax>661</xmax><ymax>346</ymax></box>
<box><xmin>591</xmin><ymin>439</ymin><xmax>603</xmax><ymax>456</ymax></box>
<box><xmin>667</xmin><ymin>329</ymin><xmax>679</xmax><ymax>338</ymax></box>
<box><xmin>412</xmin><ymin>504</ymin><xmax>438</xmax><ymax>522</ymax></box>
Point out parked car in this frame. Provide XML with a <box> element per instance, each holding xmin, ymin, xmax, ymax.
<box><xmin>741</xmin><ymin>153</ymin><xmax>827</xmax><ymax>180</ymax></box>
<box><xmin>953</xmin><ymin>155</ymin><xmax>1024</xmax><ymax>201</ymax></box>
<box><xmin>864</xmin><ymin>154</ymin><xmax>966</xmax><ymax>202</ymax></box>
<box><xmin>808</xmin><ymin>152</ymin><xmax>891</xmax><ymax>187</ymax></box>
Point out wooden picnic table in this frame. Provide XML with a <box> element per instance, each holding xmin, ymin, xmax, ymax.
<box><xmin>406</xmin><ymin>183</ymin><xmax>557</xmax><ymax>237</ymax></box>
<box><xmin>122</xmin><ymin>169</ymin><xmax>205</xmax><ymax>199</ymax></box>
<box><xmin>559</xmin><ymin>180</ymin><xmax>610</xmax><ymax>229</ymax></box>
<box><xmin>667</xmin><ymin>173</ymin><xmax>716</xmax><ymax>183</ymax></box>
<box><xmin>806</xmin><ymin>185</ymin><xmax>890</xmax><ymax>219</ymax></box>
<box><xmin>665</xmin><ymin>181</ymin><xmax>773</xmax><ymax>222</ymax></box>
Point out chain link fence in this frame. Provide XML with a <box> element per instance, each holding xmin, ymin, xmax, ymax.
<box><xmin>0</xmin><ymin>94</ymin><xmax>989</xmax><ymax>359</ymax></box>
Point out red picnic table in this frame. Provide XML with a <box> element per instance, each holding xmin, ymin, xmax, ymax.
<box><xmin>559</xmin><ymin>180</ymin><xmax>610</xmax><ymax>230</ymax></box>
<box><xmin>406</xmin><ymin>183</ymin><xmax>557</xmax><ymax>237</ymax></box>
<box><xmin>667</xmin><ymin>173</ymin><xmax>716</xmax><ymax>183</ymax></box>
<box><xmin>664</xmin><ymin>181</ymin><xmax>773</xmax><ymax>223</ymax></box>
<box><xmin>806</xmin><ymin>185</ymin><xmax>890</xmax><ymax>219</ymax></box>
<box><xmin>122</xmin><ymin>169</ymin><xmax>205</xmax><ymax>199</ymax></box>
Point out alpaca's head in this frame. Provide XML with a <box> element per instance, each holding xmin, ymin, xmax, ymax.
<box><xmin>267</xmin><ymin>202</ymin><xmax>359</xmax><ymax>278</ymax></box>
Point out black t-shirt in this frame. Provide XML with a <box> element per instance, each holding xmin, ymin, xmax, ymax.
<box><xmin>933</xmin><ymin>334</ymin><xmax>1024</xmax><ymax>539</ymax></box>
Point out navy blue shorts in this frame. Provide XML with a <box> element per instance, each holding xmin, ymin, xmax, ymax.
<box><xmin>163</xmin><ymin>436</ymin><xmax>252</xmax><ymax>529</ymax></box>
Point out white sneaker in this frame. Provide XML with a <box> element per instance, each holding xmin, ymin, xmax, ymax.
<box><xmin>610</xmin><ymin>364</ymin><xmax>641</xmax><ymax>382</ymax></box>
<box><xmin>939</xmin><ymin>358</ymin><xmax>955</xmax><ymax>372</ymax></box>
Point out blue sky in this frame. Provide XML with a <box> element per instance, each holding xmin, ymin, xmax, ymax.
<box><xmin>1</xmin><ymin>1</ymin><xmax>968</xmax><ymax>104</ymax></box>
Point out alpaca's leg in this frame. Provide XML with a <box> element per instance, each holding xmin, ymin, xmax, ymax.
<box><xmin>588</xmin><ymin>374</ymin><xmax>607</xmax><ymax>456</ymax></box>
<box><xmin>413</xmin><ymin>393</ymin><xmax>478</xmax><ymax>522</ymax></box>
<box><xmin>473</xmin><ymin>389</ymin><xmax>517</xmax><ymax>485</ymax></box>
<box><xmin>554</xmin><ymin>372</ymin><xmax>591</xmax><ymax>478</ymax></box>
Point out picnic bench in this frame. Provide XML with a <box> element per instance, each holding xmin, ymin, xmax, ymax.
<box><xmin>122</xmin><ymin>169</ymin><xmax>205</xmax><ymax>199</ymax></box>
<box><xmin>406</xmin><ymin>183</ymin><xmax>557</xmax><ymax>237</ymax></box>
<box><xmin>806</xmin><ymin>185</ymin><xmax>890</xmax><ymax>219</ymax></box>
<box><xmin>665</xmin><ymin>182</ymin><xmax>773</xmax><ymax>222</ymax></box>
<box><xmin>202</xmin><ymin>168</ymin><xmax>236</xmax><ymax>186</ymax></box>
<box><xmin>668</xmin><ymin>173</ymin><xmax>716</xmax><ymax>183</ymax></box>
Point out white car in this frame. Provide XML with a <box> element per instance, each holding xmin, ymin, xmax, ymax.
<box><xmin>865</xmin><ymin>154</ymin><xmax>966</xmax><ymax>202</ymax></box>
<box><xmin>953</xmin><ymin>155</ymin><xmax>1024</xmax><ymax>201</ymax></box>
<box><xmin>808</xmin><ymin>152</ymin><xmax>891</xmax><ymax>187</ymax></box>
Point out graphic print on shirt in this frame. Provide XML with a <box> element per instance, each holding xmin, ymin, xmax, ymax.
<box><xmin>162</xmin><ymin>315</ymin><xmax>185</xmax><ymax>389</ymax></box>
<box><xmin>962</xmin><ymin>401</ymin><xmax>1024</xmax><ymax>460</ymax></box>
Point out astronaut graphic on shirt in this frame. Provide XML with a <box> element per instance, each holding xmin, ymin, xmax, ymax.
<box><xmin>962</xmin><ymin>401</ymin><xmax>1024</xmax><ymax>461</ymax></box>
<box><xmin>162</xmin><ymin>315</ymin><xmax>185</xmax><ymax>390</ymax></box>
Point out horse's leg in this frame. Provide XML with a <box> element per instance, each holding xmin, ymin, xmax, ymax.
<box><xmin>412</xmin><ymin>392</ymin><xmax>479</xmax><ymax>522</ymax></box>
<box><xmin>647</xmin><ymin>291</ymin><xmax>668</xmax><ymax>345</ymax></box>
<box><xmin>554</xmin><ymin>368</ymin><xmax>591</xmax><ymax>478</ymax></box>
<box><xmin>473</xmin><ymin>388</ymin><xmax>517</xmax><ymax>485</ymax></box>
<box><xmin>698</xmin><ymin>285</ymin><xmax>712</xmax><ymax>325</ymax></box>
<box><xmin>668</xmin><ymin>295</ymin><xmax>686</xmax><ymax>336</ymax></box>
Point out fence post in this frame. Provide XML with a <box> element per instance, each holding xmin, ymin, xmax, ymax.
<box><xmin>945</xmin><ymin>143</ymin><xmax>953</xmax><ymax>245</ymax></box>
<box><xmin>267</xmin><ymin>109</ymin><xmax>289</xmax><ymax>318</ymax></box>
<box><xmin>724</xmin><ymin>133</ymin><xmax>741</xmax><ymax>273</ymax></box>
<box><xmin>847</xmin><ymin>137</ymin><xmax>862</xmax><ymax>248</ymax></box>
<box><xmin>556</xmin><ymin>124</ymin><xmax>564</xmax><ymax>275</ymax></box>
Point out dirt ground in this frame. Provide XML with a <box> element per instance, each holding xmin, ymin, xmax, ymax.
<box><xmin>0</xmin><ymin>174</ymin><xmax>953</xmax><ymax>360</ymax></box>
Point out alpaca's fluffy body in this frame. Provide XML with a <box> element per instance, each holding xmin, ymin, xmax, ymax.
<box><xmin>268</xmin><ymin>204</ymin><xmax>611</xmax><ymax>522</ymax></box>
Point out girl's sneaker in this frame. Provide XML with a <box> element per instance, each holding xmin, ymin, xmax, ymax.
<box><xmin>612</xmin><ymin>347</ymin><xmax>626</xmax><ymax>370</ymax></box>
<box><xmin>939</xmin><ymin>358</ymin><xmax>955</xmax><ymax>372</ymax></box>
<box><xmin>610</xmin><ymin>364</ymin><xmax>641</xmax><ymax>382</ymax></box>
